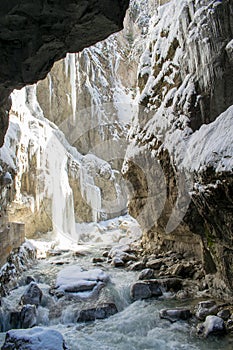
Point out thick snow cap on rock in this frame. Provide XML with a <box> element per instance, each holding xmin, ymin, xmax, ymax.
<box><xmin>181</xmin><ymin>105</ymin><xmax>233</xmax><ymax>173</ymax></box>
<box><xmin>2</xmin><ymin>327</ymin><xmax>67</xmax><ymax>350</ymax></box>
<box><xmin>55</xmin><ymin>265</ymin><xmax>109</xmax><ymax>293</ymax></box>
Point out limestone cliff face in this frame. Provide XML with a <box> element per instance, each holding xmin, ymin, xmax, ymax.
<box><xmin>0</xmin><ymin>0</ymin><xmax>130</xmax><ymax>146</ymax></box>
<box><xmin>0</xmin><ymin>87</ymin><xmax>128</xmax><ymax>237</ymax></box>
<box><xmin>123</xmin><ymin>0</ymin><xmax>233</xmax><ymax>294</ymax></box>
<box><xmin>35</xmin><ymin>0</ymin><xmax>147</xmax><ymax>164</ymax></box>
<box><xmin>0</xmin><ymin>0</ymin><xmax>145</xmax><ymax>238</ymax></box>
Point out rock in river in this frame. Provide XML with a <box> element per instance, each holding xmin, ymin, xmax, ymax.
<box><xmin>131</xmin><ymin>278</ymin><xmax>183</xmax><ymax>300</ymax></box>
<box><xmin>159</xmin><ymin>308</ymin><xmax>192</xmax><ymax>323</ymax></box>
<box><xmin>77</xmin><ymin>303</ymin><xmax>118</xmax><ymax>322</ymax></box>
<box><xmin>198</xmin><ymin>315</ymin><xmax>226</xmax><ymax>337</ymax></box>
<box><xmin>20</xmin><ymin>282</ymin><xmax>43</xmax><ymax>307</ymax></box>
<box><xmin>52</xmin><ymin>265</ymin><xmax>109</xmax><ymax>299</ymax></box>
<box><xmin>1</xmin><ymin>327</ymin><xmax>68</xmax><ymax>350</ymax></box>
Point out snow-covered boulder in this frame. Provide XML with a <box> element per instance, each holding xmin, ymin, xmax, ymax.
<box><xmin>53</xmin><ymin>265</ymin><xmax>109</xmax><ymax>298</ymax></box>
<box><xmin>198</xmin><ymin>315</ymin><xmax>226</xmax><ymax>337</ymax></box>
<box><xmin>1</xmin><ymin>327</ymin><xmax>68</xmax><ymax>350</ymax></box>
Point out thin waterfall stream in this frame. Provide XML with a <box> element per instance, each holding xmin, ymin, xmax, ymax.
<box><xmin>0</xmin><ymin>216</ymin><xmax>232</xmax><ymax>350</ymax></box>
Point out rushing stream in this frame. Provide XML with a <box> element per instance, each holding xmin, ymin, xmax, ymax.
<box><xmin>0</xmin><ymin>216</ymin><xmax>232</xmax><ymax>350</ymax></box>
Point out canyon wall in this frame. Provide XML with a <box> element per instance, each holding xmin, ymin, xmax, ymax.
<box><xmin>0</xmin><ymin>86</ymin><xmax>129</xmax><ymax>238</ymax></box>
<box><xmin>0</xmin><ymin>0</ymin><xmax>233</xmax><ymax>297</ymax></box>
<box><xmin>123</xmin><ymin>0</ymin><xmax>233</xmax><ymax>294</ymax></box>
<box><xmin>0</xmin><ymin>0</ymin><xmax>130</xmax><ymax>263</ymax></box>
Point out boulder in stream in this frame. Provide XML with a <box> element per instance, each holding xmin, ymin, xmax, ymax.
<box><xmin>195</xmin><ymin>300</ymin><xmax>218</xmax><ymax>321</ymax></box>
<box><xmin>130</xmin><ymin>281</ymin><xmax>162</xmax><ymax>300</ymax></box>
<box><xmin>1</xmin><ymin>327</ymin><xmax>68</xmax><ymax>350</ymax></box>
<box><xmin>198</xmin><ymin>315</ymin><xmax>226</xmax><ymax>337</ymax></box>
<box><xmin>77</xmin><ymin>303</ymin><xmax>118</xmax><ymax>322</ymax></box>
<box><xmin>20</xmin><ymin>304</ymin><xmax>37</xmax><ymax>329</ymax></box>
<box><xmin>138</xmin><ymin>269</ymin><xmax>155</xmax><ymax>280</ymax></box>
<box><xmin>20</xmin><ymin>282</ymin><xmax>43</xmax><ymax>307</ymax></box>
<box><xmin>53</xmin><ymin>265</ymin><xmax>109</xmax><ymax>299</ymax></box>
<box><xmin>159</xmin><ymin>308</ymin><xmax>192</xmax><ymax>323</ymax></box>
<box><xmin>131</xmin><ymin>278</ymin><xmax>183</xmax><ymax>300</ymax></box>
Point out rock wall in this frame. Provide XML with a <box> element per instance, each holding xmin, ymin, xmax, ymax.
<box><xmin>123</xmin><ymin>0</ymin><xmax>233</xmax><ymax>294</ymax></box>
<box><xmin>0</xmin><ymin>86</ymin><xmax>128</xmax><ymax>238</ymax></box>
<box><xmin>35</xmin><ymin>0</ymin><xmax>149</xmax><ymax>163</ymax></box>
<box><xmin>0</xmin><ymin>0</ymin><xmax>150</xmax><ymax>235</ymax></box>
<box><xmin>0</xmin><ymin>220</ymin><xmax>25</xmax><ymax>267</ymax></box>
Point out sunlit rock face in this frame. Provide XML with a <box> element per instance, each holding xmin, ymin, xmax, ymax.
<box><xmin>35</xmin><ymin>0</ymin><xmax>148</xmax><ymax>164</ymax></box>
<box><xmin>0</xmin><ymin>87</ymin><xmax>128</xmax><ymax>237</ymax></box>
<box><xmin>0</xmin><ymin>0</ymin><xmax>130</xmax><ymax>146</ymax></box>
<box><xmin>0</xmin><ymin>0</ymin><xmax>147</xmax><ymax>238</ymax></box>
<box><xmin>123</xmin><ymin>0</ymin><xmax>233</xmax><ymax>294</ymax></box>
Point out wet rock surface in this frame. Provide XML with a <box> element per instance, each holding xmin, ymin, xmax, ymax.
<box><xmin>77</xmin><ymin>303</ymin><xmax>118</xmax><ymax>322</ymax></box>
<box><xmin>159</xmin><ymin>308</ymin><xmax>192</xmax><ymax>323</ymax></box>
<box><xmin>19</xmin><ymin>305</ymin><xmax>37</xmax><ymax>329</ymax></box>
<box><xmin>20</xmin><ymin>282</ymin><xmax>42</xmax><ymax>307</ymax></box>
<box><xmin>130</xmin><ymin>280</ymin><xmax>162</xmax><ymax>300</ymax></box>
<box><xmin>195</xmin><ymin>300</ymin><xmax>218</xmax><ymax>321</ymax></box>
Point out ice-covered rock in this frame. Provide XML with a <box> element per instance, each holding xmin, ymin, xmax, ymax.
<box><xmin>122</xmin><ymin>0</ymin><xmax>233</xmax><ymax>297</ymax></box>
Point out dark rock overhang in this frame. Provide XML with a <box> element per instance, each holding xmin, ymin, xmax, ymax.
<box><xmin>0</xmin><ymin>0</ymin><xmax>130</xmax><ymax>145</ymax></box>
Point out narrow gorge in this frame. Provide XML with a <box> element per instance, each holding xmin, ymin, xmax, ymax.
<box><xmin>0</xmin><ymin>0</ymin><xmax>233</xmax><ymax>349</ymax></box>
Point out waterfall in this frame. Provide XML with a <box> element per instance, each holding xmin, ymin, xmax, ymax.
<box><xmin>9</xmin><ymin>88</ymin><xmax>77</xmax><ymax>240</ymax></box>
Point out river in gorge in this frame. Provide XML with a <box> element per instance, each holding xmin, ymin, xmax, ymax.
<box><xmin>0</xmin><ymin>216</ymin><xmax>232</xmax><ymax>350</ymax></box>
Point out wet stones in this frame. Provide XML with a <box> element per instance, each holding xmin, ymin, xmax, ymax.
<box><xmin>130</xmin><ymin>280</ymin><xmax>162</xmax><ymax>300</ymax></box>
<box><xmin>92</xmin><ymin>257</ymin><xmax>105</xmax><ymax>264</ymax></box>
<box><xmin>20</xmin><ymin>282</ymin><xmax>42</xmax><ymax>307</ymax></box>
<box><xmin>77</xmin><ymin>303</ymin><xmax>118</xmax><ymax>322</ymax></box>
<box><xmin>217</xmin><ymin>309</ymin><xmax>231</xmax><ymax>321</ymax></box>
<box><xmin>159</xmin><ymin>308</ymin><xmax>192</xmax><ymax>323</ymax></box>
<box><xmin>9</xmin><ymin>306</ymin><xmax>37</xmax><ymax>330</ymax></box>
<box><xmin>1</xmin><ymin>327</ymin><xmax>68</xmax><ymax>350</ymax></box>
<box><xmin>138</xmin><ymin>268</ymin><xmax>155</xmax><ymax>280</ymax></box>
<box><xmin>112</xmin><ymin>257</ymin><xmax>125</xmax><ymax>267</ymax></box>
<box><xmin>146</xmin><ymin>259</ymin><xmax>163</xmax><ymax>270</ymax></box>
<box><xmin>108</xmin><ymin>245</ymin><xmax>138</xmax><ymax>268</ymax></box>
<box><xmin>20</xmin><ymin>305</ymin><xmax>37</xmax><ymax>329</ymax></box>
<box><xmin>195</xmin><ymin>300</ymin><xmax>218</xmax><ymax>321</ymax></box>
<box><xmin>25</xmin><ymin>276</ymin><xmax>36</xmax><ymax>285</ymax></box>
<box><xmin>129</xmin><ymin>261</ymin><xmax>146</xmax><ymax>271</ymax></box>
